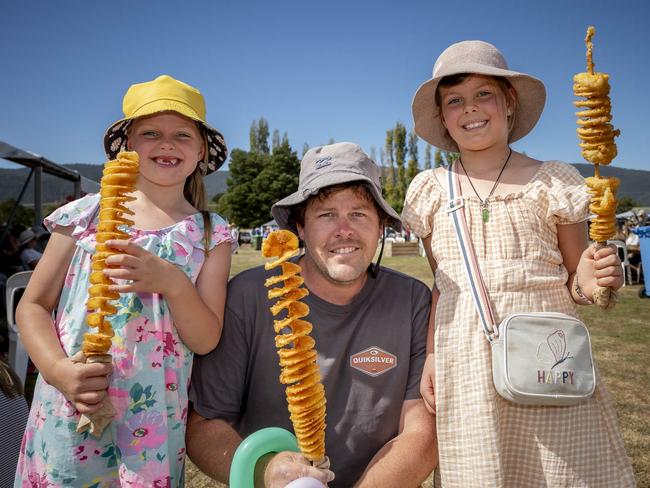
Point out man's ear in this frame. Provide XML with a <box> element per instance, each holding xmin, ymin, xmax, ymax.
<box><xmin>296</xmin><ymin>223</ymin><xmax>305</xmax><ymax>241</ymax></box>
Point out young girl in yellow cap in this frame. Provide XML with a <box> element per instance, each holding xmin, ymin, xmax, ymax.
<box><xmin>15</xmin><ymin>75</ymin><xmax>234</xmax><ymax>486</ymax></box>
<box><xmin>403</xmin><ymin>41</ymin><xmax>635</xmax><ymax>486</ymax></box>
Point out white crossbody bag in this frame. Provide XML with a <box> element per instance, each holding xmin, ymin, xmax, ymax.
<box><xmin>446</xmin><ymin>162</ymin><xmax>596</xmax><ymax>406</ymax></box>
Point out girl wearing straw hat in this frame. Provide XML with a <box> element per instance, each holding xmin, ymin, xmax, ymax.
<box><xmin>403</xmin><ymin>41</ymin><xmax>634</xmax><ymax>487</ymax></box>
<box><xmin>15</xmin><ymin>75</ymin><xmax>235</xmax><ymax>487</ymax></box>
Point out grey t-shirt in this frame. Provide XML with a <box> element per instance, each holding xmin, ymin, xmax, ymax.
<box><xmin>190</xmin><ymin>264</ymin><xmax>431</xmax><ymax>487</ymax></box>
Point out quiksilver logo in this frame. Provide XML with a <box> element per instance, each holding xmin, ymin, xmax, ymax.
<box><xmin>350</xmin><ymin>346</ymin><xmax>397</xmax><ymax>377</ymax></box>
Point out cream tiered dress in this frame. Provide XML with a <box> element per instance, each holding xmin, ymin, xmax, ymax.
<box><xmin>402</xmin><ymin>161</ymin><xmax>635</xmax><ymax>487</ymax></box>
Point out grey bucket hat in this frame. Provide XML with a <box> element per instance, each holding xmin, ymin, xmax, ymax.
<box><xmin>412</xmin><ymin>40</ymin><xmax>546</xmax><ymax>152</ymax></box>
<box><xmin>18</xmin><ymin>229</ymin><xmax>37</xmax><ymax>246</ymax></box>
<box><xmin>271</xmin><ymin>142</ymin><xmax>402</xmax><ymax>232</ymax></box>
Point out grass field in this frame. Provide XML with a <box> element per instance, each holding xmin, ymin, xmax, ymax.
<box><xmin>186</xmin><ymin>245</ymin><xmax>649</xmax><ymax>487</ymax></box>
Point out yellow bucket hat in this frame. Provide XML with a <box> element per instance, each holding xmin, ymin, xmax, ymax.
<box><xmin>103</xmin><ymin>75</ymin><xmax>228</xmax><ymax>175</ymax></box>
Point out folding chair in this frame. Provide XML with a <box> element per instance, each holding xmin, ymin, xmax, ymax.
<box><xmin>608</xmin><ymin>240</ymin><xmax>631</xmax><ymax>286</ymax></box>
<box><xmin>5</xmin><ymin>270</ymin><xmax>33</xmax><ymax>386</ymax></box>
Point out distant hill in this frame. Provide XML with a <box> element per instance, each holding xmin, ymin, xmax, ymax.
<box><xmin>572</xmin><ymin>164</ymin><xmax>650</xmax><ymax>206</ymax></box>
<box><xmin>1</xmin><ymin>162</ymin><xmax>648</xmax><ymax>205</ymax></box>
<box><xmin>0</xmin><ymin>164</ymin><xmax>229</xmax><ymax>203</ymax></box>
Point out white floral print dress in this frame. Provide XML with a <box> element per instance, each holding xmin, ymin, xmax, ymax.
<box><xmin>15</xmin><ymin>194</ymin><xmax>233</xmax><ymax>488</ymax></box>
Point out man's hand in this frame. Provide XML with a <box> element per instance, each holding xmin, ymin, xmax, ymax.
<box><xmin>262</xmin><ymin>451</ymin><xmax>334</xmax><ymax>488</ymax></box>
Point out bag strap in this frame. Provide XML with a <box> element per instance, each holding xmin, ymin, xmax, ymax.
<box><xmin>446</xmin><ymin>161</ymin><xmax>498</xmax><ymax>341</ymax></box>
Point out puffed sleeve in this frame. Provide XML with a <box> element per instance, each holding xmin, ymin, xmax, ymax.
<box><xmin>43</xmin><ymin>193</ymin><xmax>100</xmax><ymax>237</ymax></box>
<box><xmin>543</xmin><ymin>161</ymin><xmax>590</xmax><ymax>225</ymax></box>
<box><xmin>402</xmin><ymin>170</ymin><xmax>442</xmax><ymax>238</ymax></box>
<box><xmin>43</xmin><ymin>194</ymin><xmax>100</xmax><ymax>254</ymax></box>
<box><xmin>157</xmin><ymin>212</ymin><xmax>237</xmax><ymax>271</ymax></box>
<box><xmin>207</xmin><ymin>212</ymin><xmax>237</xmax><ymax>252</ymax></box>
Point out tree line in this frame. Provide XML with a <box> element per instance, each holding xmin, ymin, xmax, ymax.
<box><xmin>380</xmin><ymin>122</ymin><xmax>456</xmax><ymax>214</ymax></box>
<box><xmin>214</xmin><ymin>118</ymin><xmax>301</xmax><ymax>228</ymax></box>
<box><xmin>0</xmin><ymin>119</ymin><xmax>643</xmax><ymax>232</ymax></box>
<box><xmin>213</xmin><ymin>117</ymin><xmax>641</xmax><ymax>228</ymax></box>
<box><xmin>215</xmin><ymin>117</ymin><xmax>461</xmax><ymax>227</ymax></box>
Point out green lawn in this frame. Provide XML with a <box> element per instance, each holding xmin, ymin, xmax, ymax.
<box><xmin>186</xmin><ymin>245</ymin><xmax>649</xmax><ymax>487</ymax></box>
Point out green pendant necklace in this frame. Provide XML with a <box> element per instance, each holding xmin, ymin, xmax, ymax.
<box><xmin>481</xmin><ymin>202</ymin><xmax>490</xmax><ymax>223</ymax></box>
<box><xmin>458</xmin><ymin>148</ymin><xmax>513</xmax><ymax>223</ymax></box>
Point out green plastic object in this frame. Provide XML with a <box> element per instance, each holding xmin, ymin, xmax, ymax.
<box><xmin>230</xmin><ymin>427</ymin><xmax>300</xmax><ymax>487</ymax></box>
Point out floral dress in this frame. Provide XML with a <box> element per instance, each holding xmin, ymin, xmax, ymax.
<box><xmin>15</xmin><ymin>194</ymin><xmax>233</xmax><ymax>488</ymax></box>
<box><xmin>402</xmin><ymin>162</ymin><xmax>636</xmax><ymax>487</ymax></box>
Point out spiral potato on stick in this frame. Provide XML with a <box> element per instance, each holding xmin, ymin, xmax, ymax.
<box><xmin>574</xmin><ymin>26</ymin><xmax>620</xmax><ymax>308</ymax></box>
<box><xmin>574</xmin><ymin>27</ymin><xmax>619</xmax><ymax>167</ymax></box>
<box><xmin>77</xmin><ymin>150</ymin><xmax>139</xmax><ymax>436</ymax></box>
<box><xmin>262</xmin><ymin>230</ymin><xmax>327</xmax><ymax>463</ymax></box>
<box><xmin>584</xmin><ymin>176</ymin><xmax>619</xmax><ymax>243</ymax></box>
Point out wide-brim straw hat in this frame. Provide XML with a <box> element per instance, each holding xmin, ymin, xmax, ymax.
<box><xmin>103</xmin><ymin>75</ymin><xmax>227</xmax><ymax>175</ymax></box>
<box><xmin>272</xmin><ymin>142</ymin><xmax>402</xmax><ymax>232</ymax></box>
<box><xmin>412</xmin><ymin>40</ymin><xmax>546</xmax><ymax>152</ymax></box>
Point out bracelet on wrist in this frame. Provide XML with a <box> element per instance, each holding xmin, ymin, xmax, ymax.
<box><xmin>574</xmin><ymin>276</ymin><xmax>594</xmax><ymax>305</ymax></box>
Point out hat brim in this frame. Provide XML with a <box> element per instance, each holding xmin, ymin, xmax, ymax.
<box><xmin>412</xmin><ymin>63</ymin><xmax>546</xmax><ymax>152</ymax></box>
<box><xmin>271</xmin><ymin>172</ymin><xmax>402</xmax><ymax>233</ymax></box>
<box><xmin>103</xmin><ymin>101</ymin><xmax>228</xmax><ymax>175</ymax></box>
<box><xmin>18</xmin><ymin>233</ymin><xmax>37</xmax><ymax>246</ymax></box>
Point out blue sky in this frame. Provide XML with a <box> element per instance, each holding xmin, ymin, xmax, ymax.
<box><xmin>1</xmin><ymin>0</ymin><xmax>648</xmax><ymax>173</ymax></box>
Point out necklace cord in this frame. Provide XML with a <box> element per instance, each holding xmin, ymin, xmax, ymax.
<box><xmin>458</xmin><ymin>147</ymin><xmax>513</xmax><ymax>208</ymax></box>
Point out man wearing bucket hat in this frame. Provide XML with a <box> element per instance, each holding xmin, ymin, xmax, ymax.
<box><xmin>18</xmin><ymin>228</ymin><xmax>43</xmax><ymax>270</ymax></box>
<box><xmin>188</xmin><ymin>142</ymin><xmax>437</xmax><ymax>487</ymax></box>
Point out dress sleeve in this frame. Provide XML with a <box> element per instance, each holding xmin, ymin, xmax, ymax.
<box><xmin>402</xmin><ymin>170</ymin><xmax>441</xmax><ymax>238</ymax></box>
<box><xmin>404</xmin><ymin>282</ymin><xmax>432</xmax><ymax>400</ymax></box>
<box><xmin>208</xmin><ymin>212</ymin><xmax>237</xmax><ymax>252</ymax></box>
<box><xmin>544</xmin><ymin>161</ymin><xmax>590</xmax><ymax>225</ymax></box>
<box><xmin>189</xmin><ymin>282</ymin><xmax>249</xmax><ymax>421</ymax></box>
<box><xmin>43</xmin><ymin>194</ymin><xmax>100</xmax><ymax>238</ymax></box>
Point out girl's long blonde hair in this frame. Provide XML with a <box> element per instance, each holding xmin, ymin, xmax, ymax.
<box><xmin>184</xmin><ymin>159</ymin><xmax>212</xmax><ymax>258</ymax></box>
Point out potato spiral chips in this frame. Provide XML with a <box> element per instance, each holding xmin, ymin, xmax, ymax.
<box><xmin>574</xmin><ymin>27</ymin><xmax>619</xmax><ymax>308</ymax></box>
<box><xmin>262</xmin><ymin>230</ymin><xmax>327</xmax><ymax>462</ymax></box>
<box><xmin>585</xmin><ymin>176</ymin><xmax>619</xmax><ymax>243</ymax></box>
<box><xmin>573</xmin><ymin>27</ymin><xmax>620</xmax><ymax>167</ymax></box>
<box><xmin>84</xmin><ymin>151</ymin><xmax>139</xmax><ymax>355</ymax></box>
<box><xmin>77</xmin><ymin>151</ymin><xmax>138</xmax><ymax>437</ymax></box>
<box><xmin>573</xmin><ymin>26</ymin><xmax>620</xmax><ymax>244</ymax></box>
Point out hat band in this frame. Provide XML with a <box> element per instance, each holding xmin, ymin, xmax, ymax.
<box><xmin>299</xmin><ymin>168</ymin><xmax>378</xmax><ymax>197</ymax></box>
<box><xmin>130</xmin><ymin>98</ymin><xmax>203</xmax><ymax>121</ymax></box>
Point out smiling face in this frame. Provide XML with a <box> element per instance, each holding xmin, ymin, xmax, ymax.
<box><xmin>438</xmin><ymin>75</ymin><xmax>515</xmax><ymax>152</ymax></box>
<box><xmin>127</xmin><ymin>112</ymin><xmax>205</xmax><ymax>190</ymax></box>
<box><xmin>297</xmin><ymin>186</ymin><xmax>382</xmax><ymax>286</ymax></box>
